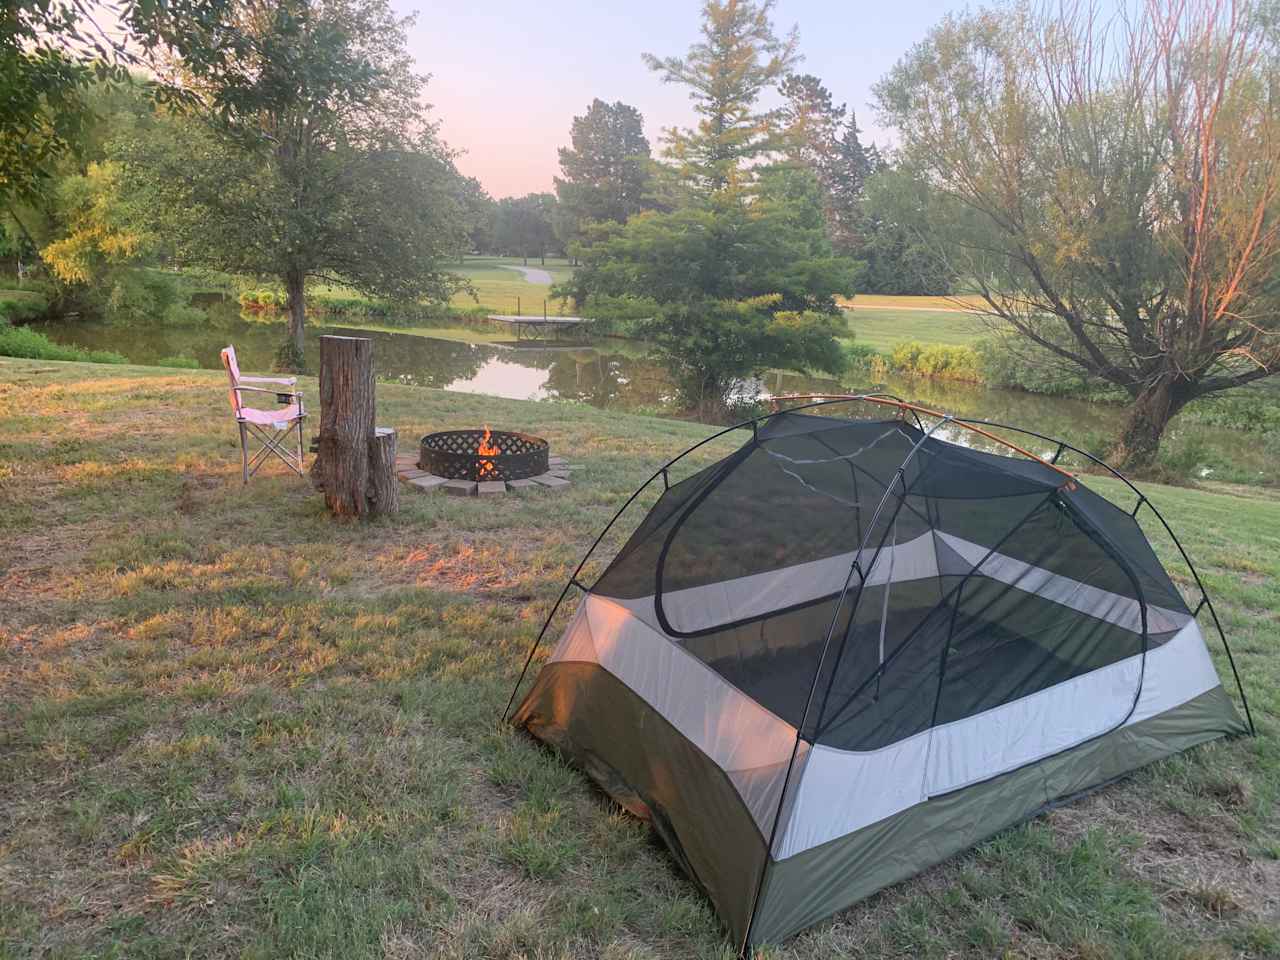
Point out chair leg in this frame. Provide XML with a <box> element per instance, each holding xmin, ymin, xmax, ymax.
<box><xmin>243</xmin><ymin>421</ymin><xmax>306</xmax><ymax>480</ymax></box>
<box><xmin>239</xmin><ymin>422</ymin><xmax>249</xmax><ymax>484</ymax></box>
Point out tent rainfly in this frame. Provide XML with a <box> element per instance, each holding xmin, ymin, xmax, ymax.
<box><xmin>505</xmin><ymin>397</ymin><xmax>1253</xmax><ymax>952</ymax></box>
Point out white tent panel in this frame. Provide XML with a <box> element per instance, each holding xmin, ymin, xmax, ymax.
<box><xmin>658</xmin><ymin>532</ymin><xmax>939</xmax><ymax>635</ymax></box>
<box><xmin>549</xmin><ymin>594</ymin><xmax>799</xmax><ymax>833</ymax></box>
<box><xmin>774</xmin><ymin>617</ymin><xmax>1221</xmax><ymax>859</ymax></box>
<box><xmin>622</xmin><ymin>531</ymin><xmax>1188</xmax><ymax>639</ymax></box>
<box><xmin>935</xmin><ymin>531</ymin><xmax>1189</xmax><ymax>635</ymax></box>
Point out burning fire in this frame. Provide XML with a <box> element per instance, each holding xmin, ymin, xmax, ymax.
<box><xmin>477</xmin><ymin>425</ymin><xmax>500</xmax><ymax>479</ymax></box>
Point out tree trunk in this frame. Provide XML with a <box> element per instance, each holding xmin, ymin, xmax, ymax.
<box><xmin>311</xmin><ymin>335</ymin><xmax>376</xmax><ymax>517</ymax></box>
<box><xmin>1112</xmin><ymin>380</ymin><xmax>1185</xmax><ymax>472</ymax></box>
<box><xmin>277</xmin><ymin>266</ymin><xmax>307</xmax><ymax>372</ymax></box>
<box><xmin>366</xmin><ymin>427</ymin><xmax>400</xmax><ymax>518</ymax></box>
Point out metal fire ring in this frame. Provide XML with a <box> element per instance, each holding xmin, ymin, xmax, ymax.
<box><xmin>419</xmin><ymin>429</ymin><xmax>550</xmax><ymax>482</ymax></box>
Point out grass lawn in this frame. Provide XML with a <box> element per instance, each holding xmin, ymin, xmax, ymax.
<box><xmin>1</xmin><ymin>358</ymin><xmax>1277</xmax><ymax>959</ymax></box>
<box><xmin>448</xmin><ymin>257</ymin><xmax>576</xmax><ymax>317</ymax></box>
<box><xmin>843</xmin><ymin>302</ymin><xmax>988</xmax><ymax>352</ymax></box>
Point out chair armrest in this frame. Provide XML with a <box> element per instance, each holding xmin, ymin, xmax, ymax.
<box><xmin>234</xmin><ymin>385</ymin><xmax>304</xmax><ymax>403</ymax></box>
<box><xmin>238</xmin><ymin>374</ymin><xmax>297</xmax><ymax>386</ymax></box>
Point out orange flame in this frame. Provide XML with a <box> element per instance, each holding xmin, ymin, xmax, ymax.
<box><xmin>477</xmin><ymin>425</ymin><xmax>500</xmax><ymax>478</ymax></box>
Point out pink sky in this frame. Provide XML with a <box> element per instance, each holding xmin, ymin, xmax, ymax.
<box><xmin>403</xmin><ymin>1</ymin><xmax>962</xmax><ymax>198</ymax></box>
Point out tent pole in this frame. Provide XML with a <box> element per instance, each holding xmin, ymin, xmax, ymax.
<box><xmin>502</xmin><ymin>469</ymin><xmax>662</xmax><ymax>721</ymax></box>
<box><xmin>937</xmin><ymin>415</ymin><xmax>1253</xmax><ymax>737</ymax></box>
<box><xmin>770</xmin><ymin>395</ymin><xmax>1078</xmax><ymax>487</ymax></box>
<box><xmin>741</xmin><ymin>417</ymin><xmax>952</xmax><ymax>953</ymax></box>
<box><xmin>816</xmin><ymin>492</ymin><xmax>1056</xmax><ymax>738</ymax></box>
<box><xmin>1136</xmin><ymin>499</ymin><xmax>1256</xmax><ymax>737</ymax></box>
<box><xmin>949</xmin><ymin>412</ymin><xmax>1253</xmax><ymax>740</ymax></box>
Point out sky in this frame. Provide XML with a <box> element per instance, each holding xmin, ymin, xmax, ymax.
<box><xmin>400</xmin><ymin>1</ymin><xmax>963</xmax><ymax>198</ymax></box>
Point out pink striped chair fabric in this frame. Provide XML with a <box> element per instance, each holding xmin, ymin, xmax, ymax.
<box><xmin>220</xmin><ymin>345</ymin><xmax>306</xmax><ymax>482</ymax></box>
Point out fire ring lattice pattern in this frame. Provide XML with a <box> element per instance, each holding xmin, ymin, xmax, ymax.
<box><xmin>419</xmin><ymin>429</ymin><xmax>550</xmax><ymax>482</ymax></box>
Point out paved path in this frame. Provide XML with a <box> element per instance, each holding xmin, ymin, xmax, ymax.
<box><xmin>841</xmin><ymin>302</ymin><xmax>981</xmax><ymax>314</ymax></box>
<box><xmin>501</xmin><ymin>264</ymin><xmax>554</xmax><ymax>285</ymax></box>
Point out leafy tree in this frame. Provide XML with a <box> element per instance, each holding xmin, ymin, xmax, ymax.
<box><xmin>643</xmin><ymin>0</ymin><xmax>799</xmax><ymax>195</ymax></box>
<box><xmin>38</xmin><ymin>161</ymin><xmax>142</xmax><ymax>287</ymax></box>
<box><xmin>1</xmin><ymin>0</ymin><xmax>237</xmax><ymax>206</ymax></box>
<box><xmin>554</xmin><ymin>98</ymin><xmax>654</xmax><ymax>250</ymax></box>
<box><xmin>565</xmin><ymin>0</ymin><xmax>859</xmax><ymax>418</ymax></box>
<box><xmin>857</xmin><ymin>164</ymin><xmax>955</xmax><ymax>296</ymax></box>
<box><xmin>456</xmin><ymin>176</ymin><xmax>496</xmax><ymax>257</ymax></box>
<box><xmin>567</xmin><ymin>166</ymin><xmax>859</xmax><ymax>418</ymax></box>
<box><xmin>492</xmin><ymin>193</ymin><xmax>560</xmax><ymax>263</ymax></box>
<box><xmin>122</xmin><ymin>0</ymin><xmax>466</xmax><ymax>368</ymax></box>
<box><xmin>875</xmin><ymin>0</ymin><xmax>1280</xmax><ymax>469</ymax></box>
<box><xmin>4</xmin><ymin>78</ymin><xmax>177</xmax><ymax>317</ymax></box>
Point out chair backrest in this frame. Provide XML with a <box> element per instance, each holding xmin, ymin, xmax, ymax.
<box><xmin>223</xmin><ymin>343</ymin><xmax>241</xmax><ymax>381</ymax></box>
<box><xmin>220</xmin><ymin>347</ymin><xmax>242</xmax><ymax>415</ymax></box>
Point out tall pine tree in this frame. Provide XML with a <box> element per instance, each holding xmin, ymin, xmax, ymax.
<box><xmin>779</xmin><ymin>73</ymin><xmax>872</xmax><ymax>253</ymax></box>
<box><xmin>643</xmin><ymin>0</ymin><xmax>798</xmax><ymax>196</ymax></box>
<box><xmin>554</xmin><ymin>99</ymin><xmax>654</xmax><ymax>251</ymax></box>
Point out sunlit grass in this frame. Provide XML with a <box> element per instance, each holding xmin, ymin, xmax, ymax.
<box><xmin>448</xmin><ymin>257</ymin><xmax>576</xmax><ymax>316</ymax></box>
<box><xmin>843</xmin><ymin>302</ymin><xmax>987</xmax><ymax>351</ymax></box>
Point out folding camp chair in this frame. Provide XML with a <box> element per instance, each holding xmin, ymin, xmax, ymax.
<box><xmin>220</xmin><ymin>345</ymin><xmax>306</xmax><ymax>483</ymax></box>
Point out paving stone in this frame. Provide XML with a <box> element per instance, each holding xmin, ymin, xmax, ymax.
<box><xmin>548</xmin><ymin>469</ymin><xmax>570</xmax><ymax>479</ymax></box>
<box><xmin>398</xmin><ymin>468</ymin><xmax>429</xmax><ymax>480</ymax></box>
<box><xmin>531</xmin><ymin>473</ymin><xmax>570</xmax><ymax>489</ymax></box>
<box><xmin>506</xmin><ymin>478</ymin><xmax>538</xmax><ymax>489</ymax></box>
<box><xmin>407</xmin><ymin>475</ymin><xmax>448</xmax><ymax>492</ymax></box>
<box><xmin>548</xmin><ymin>456</ymin><xmax>567</xmax><ymax>466</ymax></box>
<box><xmin>443</xmin><ymin>479</ymin><xmax>477</xmax><ymax>497</ymax></box>
<box><xmin>477</xmin><ymin>480</ymin><xmax>507</xmax><ymax>496</ymax></box>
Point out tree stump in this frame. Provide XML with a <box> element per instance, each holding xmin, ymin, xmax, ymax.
<box><xmin>367</xmin><ymin>427</ymin><xmax>400</xmax><ymax>516</ymax></box>
<box><xmin>309</xmin><ymin>335</ymin><xmax>398</xmax><ymax>518</ymax></box>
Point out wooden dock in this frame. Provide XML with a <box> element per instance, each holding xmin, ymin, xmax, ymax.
<box><xmin>487</xmin><ymin>315</ymin><xmax>593</xmax><ymax>342</ymax></box>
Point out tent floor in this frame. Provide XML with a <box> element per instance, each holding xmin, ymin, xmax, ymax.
<box><xmin>696</xmin><ymin>606</ymin><xmax>1136</xmax><ymax>752</ymax></box>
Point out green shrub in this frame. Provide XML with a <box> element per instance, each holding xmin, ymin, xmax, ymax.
<box><xmin>1182</xmin><ymin>392</ymin><xmax>1280</xmax><ymax>433</ymax></box>
<box><xmin>239</xmin><ymin>289</ymin><xmax>283</xmax><ymax>310</ymax></box>
<box><xmin>162</xmin><ymin>303</ymin><xmax>208</xmax><ymax>326</ymax></box>
<box><xmin>0</xmin><ymin>291</ymin><xmax>49</xmax><ymax>324</ymax></box>
<box><xmin>974</xmin><ymin>336</ymin><xmax>1125</xmax><ymax>401</ymax></box>
<box><xmin>843</xmin><ymin>341</ymin><xmax>882</xmax><ymax>369</ymax></box>
<box><xmin>890</xmin><ymin>340</ymin><xmax>924</xmax><ymax>371</ymax></box>
<box><xmin>156</xmin><ymin>354</ymin><xmax>201</xmax><ymax>369</ymax></box>
<box><xmin>886</xmin><ymin>340</ymin><xmax>983</xmax><ymax>382</ymax></box>
<box><xmin>0</xmin><ymin>324</ymin><xmax>126</xmax><ymax>363</ymax></box>
<box><xmin>103</xmin><ymin>269</ymin><xmax>185</xmax><ymax>323</ymax></box>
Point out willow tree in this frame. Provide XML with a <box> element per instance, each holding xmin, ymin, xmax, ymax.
<box><xmin>875</xmin><ymin>0</ymin><xmax>1280</xmax><ymax>469</ymax></box>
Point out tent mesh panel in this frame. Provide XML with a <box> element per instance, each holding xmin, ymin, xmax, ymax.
<box><xmin>590</xmin><ymin>413</ymin><xmax>1186</xmax><ymax>753</ymax></box>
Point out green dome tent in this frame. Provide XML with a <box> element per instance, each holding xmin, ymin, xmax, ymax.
<box><xmin>505</xmin><ymin>396</ymin><xmax>1253</xmax><ymax>952</ymax></box>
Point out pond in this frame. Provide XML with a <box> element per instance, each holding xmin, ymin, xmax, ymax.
<box><xmin>27</xmin><ymin>308</ymin><xmax>1274</xmax><ymax>485</ymax></box>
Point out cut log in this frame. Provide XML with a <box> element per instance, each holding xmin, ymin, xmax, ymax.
<box><xmin>367</xmin><ymin>427</ymin><xmax>400</xmax><ymax>517</ymax></box>
<box><xmin>311</xmin><ymin>335</ymin><xmax>376</xmax><ymax>517</ymax></box>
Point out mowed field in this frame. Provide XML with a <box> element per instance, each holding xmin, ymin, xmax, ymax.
<box><xmin>842</xmin><ymin>295</ymin><xmax>989</xmax><ymax>351</ymax></box>
<box><xmin>1</xmin><ymin>358</ymin><xmax>1277</xmax><ymax>959</ymax></box>
<box><xmin>448</xmin><ymin>257</ymin><xmax>576</xmax><ymax>316</ymax></box>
